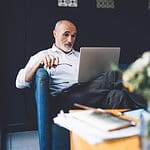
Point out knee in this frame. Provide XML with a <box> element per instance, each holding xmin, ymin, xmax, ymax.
<box><xmin>107</xmin><ymin>89</ymin><xmax>125</xmax><ymax>99</ymax></box>
<box><xmin>35</xmin><ymin>68</ymin><xmax>49</xmax><ymax>80</ymax></box>
<box><xmin>104</xmin><ymin>89</ymin><xmax>126</xmax><ymax>108</ymax></box>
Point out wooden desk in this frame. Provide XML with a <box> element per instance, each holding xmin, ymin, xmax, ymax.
<box><xmin>70</xmin><ymin>133</ymin><xmax>140</xmax><ymax>150</ymax></box>
<box><xmin>70</xmin><ymin>109</ymin><xmax>141</xmax><ymax>150</ymax></box>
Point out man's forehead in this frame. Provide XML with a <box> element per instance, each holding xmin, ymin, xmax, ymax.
<box><xmin>59</xmin><ymin>22</ymin><xmax>76</xmax><ymax>30</ymax></box>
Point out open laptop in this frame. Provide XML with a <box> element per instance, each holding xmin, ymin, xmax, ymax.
<box><xmin>78</xmin><ymin>47</ymin><xmax>120</xmax><ymax>83</ymax></box>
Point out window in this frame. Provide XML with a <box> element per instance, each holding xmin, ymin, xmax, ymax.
<box><xmin>58</xmin><ymin>0</ymin><xmax>78</xmax><ymax>7</ymax></box>
<box><xmin>96</xmin><ymin>0</ymin><xmax>115</xmax><ymax>8</ymax></box>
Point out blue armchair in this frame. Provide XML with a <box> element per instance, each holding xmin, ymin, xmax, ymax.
<box><xmin>34</xmin><ymin>67</ymin><xmax>70</xmax><ymax>150</ymax></box>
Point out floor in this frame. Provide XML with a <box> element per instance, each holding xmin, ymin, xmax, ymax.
<box><xmin>4</xmin><ymin>125</ymin><xmax>70</xmax><ymax>150</ymax></box>
<box><xmin>6</xmin><ymin>130</ymin><xmax>40</xmax><ymax>150</ymax></box>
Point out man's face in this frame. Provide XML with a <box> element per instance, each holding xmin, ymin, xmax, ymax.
<box><xmin>53</xmin><ymin>21</ymin><xmax>77</xmax><ymax>52</ymax></box>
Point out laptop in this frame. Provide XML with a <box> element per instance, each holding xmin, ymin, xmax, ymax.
<box><xmin>78</xmin><ymin>47</ymin><xmax>120</xmax><ymax>83</ymax></box>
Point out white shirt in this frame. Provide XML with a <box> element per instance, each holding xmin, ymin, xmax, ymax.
<box><xmin>16</xmin><ymin>44</ymin><xmax>80</xmax><ymax>95</ymax></box>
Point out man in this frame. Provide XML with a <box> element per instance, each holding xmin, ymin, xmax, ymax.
<box><xmin>16</xmin><ymin>19</ymin><xmax>146</xmax><ymax>150</ymax></box>
<box><xmin>16</xmin><ymin>20</ymin><xmax>79</xmax><ymax>96</ymax></box>
<box><xmin>16</xmin><ymin>19</ymin><xmax>81</xmax><ymax>150</ymax></box>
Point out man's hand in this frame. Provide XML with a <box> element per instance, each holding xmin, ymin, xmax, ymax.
<box><xmin>25</xmin><ymin>54</ymin><xmax>59</xmax><ymax>82</ymax></box>
<box><xmin>40</xmin><ymin>54</ymin><xmax>59</xmax><ymax>69</ymax></box>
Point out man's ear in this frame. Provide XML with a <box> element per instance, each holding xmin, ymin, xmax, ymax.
<box><xmin>53</xmin><ymin>30</ymin><xmax>56</xmax><ymax>38</ymax></box>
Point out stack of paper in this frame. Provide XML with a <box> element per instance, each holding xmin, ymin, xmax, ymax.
<box><xmin>53</xmin><ymin>110</ymin><xmax>140</xmax><ymax>145</ymax></box>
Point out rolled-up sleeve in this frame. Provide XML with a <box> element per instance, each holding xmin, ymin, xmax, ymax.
<box><xmin>15</xmin><ymin>68</ymin><xmax>31</xmax><ymax>89</ymax></box>
<box><xmin>15</xmin><ymin>50</ymin><xmax>50</xmax><ymax>89</ymax></box>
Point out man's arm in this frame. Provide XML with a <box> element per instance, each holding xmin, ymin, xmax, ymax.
<box><xmin>25</xmin><ymin>60</ymin><xmax>42</xmax><ymax>82</ymax></box>
<box><xmin>15</xmin><ymin>55</ymin><xmax>42</xmax><ymax>89</ymax></box>
<box><xmin>16</xmin><ymin>53</ymin><xmax>59</xmax><ymax>89</ymax></box>
<box><xmin>25</xmin><ymin>54</ymin><xmax>59</xmax><ymax>81</ymax></box>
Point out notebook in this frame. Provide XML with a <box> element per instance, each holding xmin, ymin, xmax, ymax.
<box><xmin>78</xmin><ymin>47</ymin><xmax>120</xmax><ymax>83</ymax></box>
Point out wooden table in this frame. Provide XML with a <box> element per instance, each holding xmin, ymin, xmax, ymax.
<box><xmin>70</xmin><ymin>109</ymin><xmax>141</xmax><ymax>150</ymax></box>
